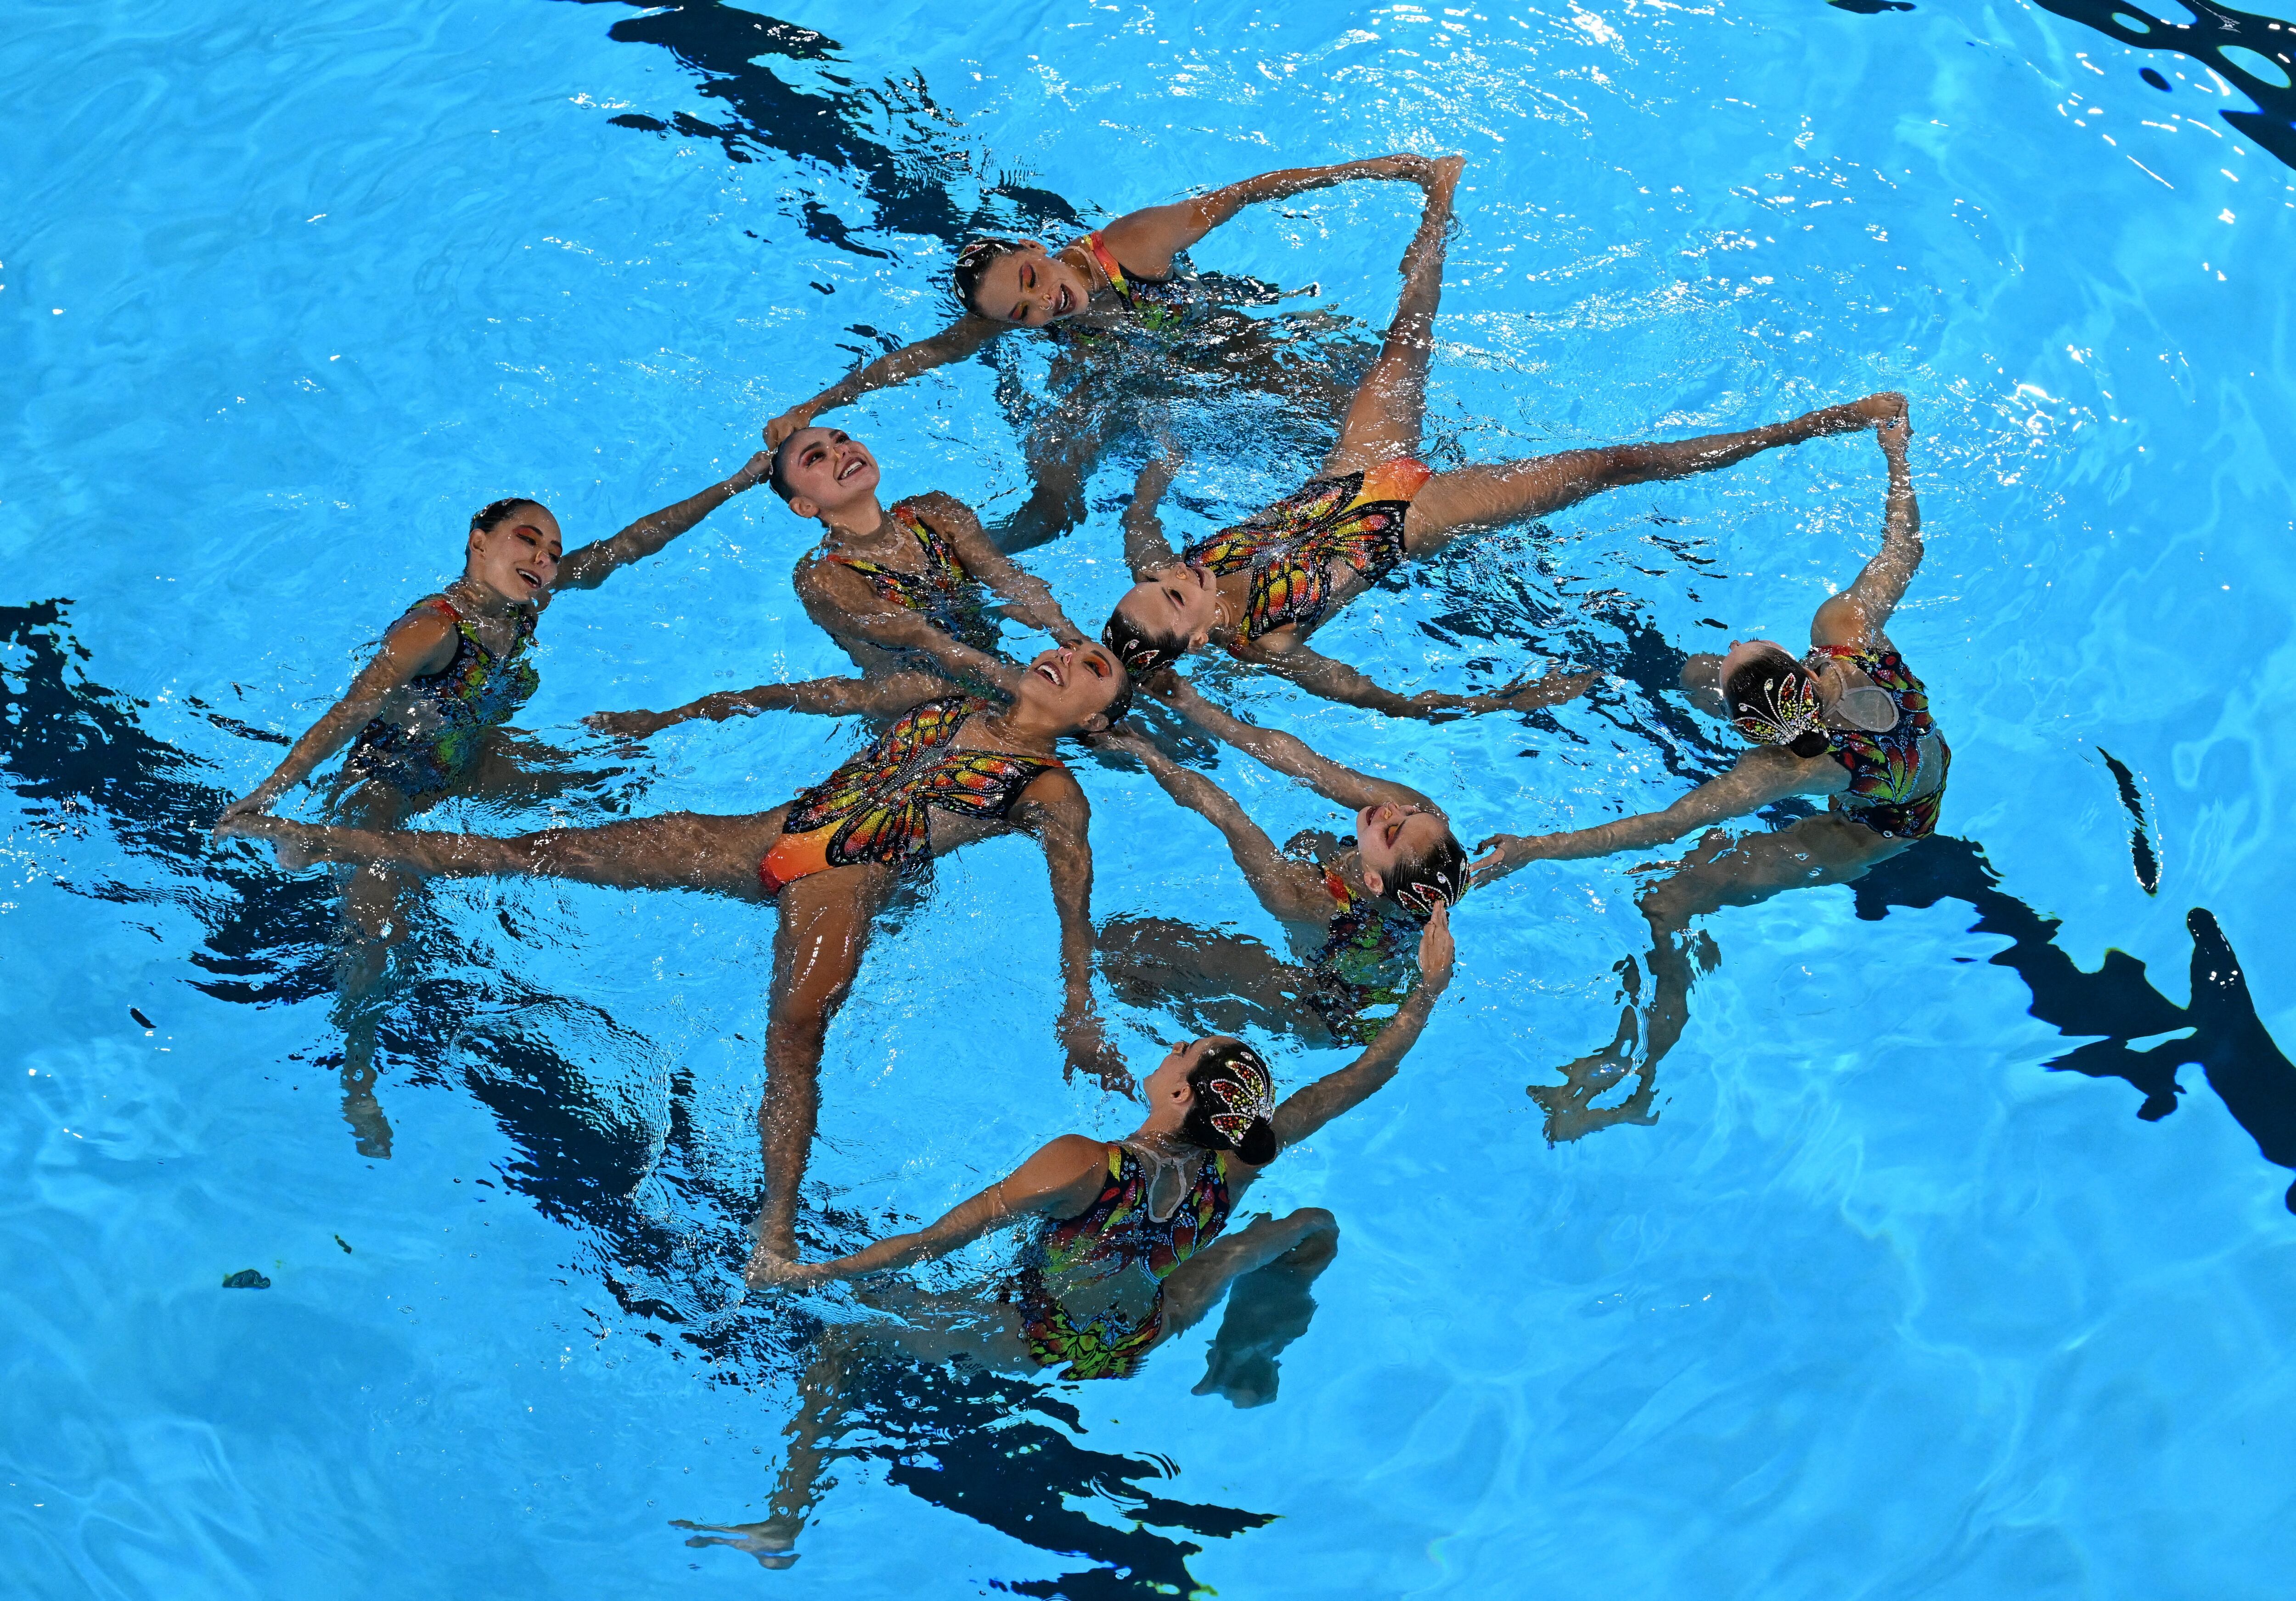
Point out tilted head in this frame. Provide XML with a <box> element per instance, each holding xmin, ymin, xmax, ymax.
<box><xmin>1103</xmin><ymin>561</ymin><xmax>1221</xmax><ymax>674</ymax></box>
<box><xmin>1356</xmin><ymin>800</ymin><xmax>1472</xmax><ymax>917</ymax></box>
<box><xmin>768</xmin><ymin>427</ymin><xmax>880</xmax><ymax>520</ymax></box>
<box><xmin>1719</xmin><ymin>640</ymin><xmax>1829</xmax><ymax>758</ymax></box>
<box><xmin>1142</xmin><ymin>1036</ymin><xmax>1279</xmax><ymax>1166</ymax></box>
<box><xmin>1013</xmin><ymin>643</ymin><xmax>1134</xmax><ymax>734</ymax></box>
<box><xmin>953</xmin><ymin>236</ymin><xmax>1094</xmax><ymax>327</ymax></box>
<box><xmin>464</xmin><ymin>499</ymin><xmax>561</xmax><ymax>601</ymax></box>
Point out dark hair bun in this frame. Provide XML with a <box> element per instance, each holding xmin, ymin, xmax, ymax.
<box><xmin>1788</xmin><ymin>730</ymin><xmax>1830</xmax><ymax>759</ymax></box>
<box><xmin>1236</xmin><ymin>1118</ymin><xmax>1277</xmax><ymax>1167</ymax></box>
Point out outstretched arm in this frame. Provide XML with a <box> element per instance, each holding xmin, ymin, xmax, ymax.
<box><xmin>1267</xmin><ymin>906</ymin><xmax>1454</xmax><ymax>1152</ymax></box>
<box><xmin>585</xmin><ymin>671</ymin><xmax>952</xmax><ymax>740</ymax></box>
<box><xmin>555</xmin><ymin>452</ymin><xmax>772</xmax><ymax>590</ymax></box>
<box><xmin>1256</xmin><ymin>641</ymin><xmax>1598</xmax><ymax>723</ymax></box>
<box><xmin>764</xmin><ymin>320</ymin><xmax>1008</xmax><ymax>448</ymax></box>
<box><xmin>1098</xmin><ymin>153</ymin><xmax>1444</xmax><ymax>279</ymax></box>
<box><xmin>794</xmin><ymin>561</ymin><xmax>1023</xmax><ymax>697</ymax></box>
<box><xmin>912</xmin><ymin>492</ymin><xmax>1082</xmax><ymax>643</ymax></box>
<box><xmin>1089</xmin><ymin>728</ymin><xmax>1329</xmax><ymax>923</ymax></box>
<box><xmin>1472</xmin><ymin>746</ymin><xmax>1842</xmax><ymax>883</ymax></box>
<box><xmin>213</xmin><ymin>607</ymin><xmax>459</xmax><ymax>830</ymax></box>
<box><xmin>1122</xmin><ymin>450</ymin><xmax>1183</xmax><ymax>576</ymax></box>
<box><xmin>1156</xmin><ymin>676</ymin><xmax>1434</xmax><ymax>812</ymax></box>
<box><xmin>748</xmin><ymin>1134</ymin><xmax>1110</xmax><ymax>1287</ymax></box>
<box><xmin>1023</xmin><ymin>773</ymin><xmax>1131</xmax><ymax>1095</ymax></box>
<box><xmin>1812</xmin><ymin>415</ymin><xmax>1921</xmax><ymax>649</ymax></box>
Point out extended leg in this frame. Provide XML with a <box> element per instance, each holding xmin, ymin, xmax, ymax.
<box><xmin>1191</xmin><ymin>1212</ymin><xmax>1343</xmax><ymax>1408</ymax></box>
<box><xmin>1532</xmin><ymin>815</ymin><xmax>1902</xmax><ymax>1142</ymax></box>
<box><xmin>1320</xmin><ymin>158</ymin><xmax>1463</xmax><ymax>477</ymax></box>
<box><xmin>754</xmin><ymin>865</ymin><xmax>892</xmax><ymax>1258</ymax></box>
<box><xmin>1159</xmin><ymin>1206</ymin><xmax>1341</xmax><ymax>1360</ymax></box>
<box><xmin>1097</xmin><ymin>915</ymin><xmax>1347</xmax><ymax>1048</ymax></box>
<box><xmin>1407</xmin><ymin>393</ymin><xmax>1907</xmax><ymax>557</ymax></box>
<box><xmin>674</xmin><ymin>1326</ymin><xmax>861</xmax><ymax>1569</ymax></box>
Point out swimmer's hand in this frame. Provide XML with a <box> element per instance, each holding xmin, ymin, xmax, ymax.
<box><xmin>726</xmin><ymin>449</ymin><xmax>775</xmax><ymax>492</ymax></box>
<box><xmin>763</xmin><ymin>405</ymin><xmax>816</xmax><ymax>451</ymax></box>
<box><xmin>583</xmin><ymin>708</ymin><xmax>676</xmax><ymax>741</ymax></box>
<box><xmin>1877</xmin><ymin>411</ymin><xmax>1912</xmax><ymax>457</ymax></box>
<box><xmin>1412</xmin><ymin>668</ymin><xmax>1600</xmax><ymax>719</ymax></box>
<box><xmin>743</xmin><ymin>1245</ymin><xmax>825</xmax><ymax>1292</ymax></box>
<box><xmin>212</xmin><ymin>786</ymin><xmax>284</xmax><ymax>840</ymax></box>
<box><xmin>215</xmin><ymin>813</ymin><xmax>326</xmax><ymax>871</ymax></box>
<box><xmin>1469</xmin><ymin>831</ymin><xmax>1559</xmax><ymax>882</ymax></box>
<box><xmin>1361</xmin><ymin>152</ymin><xmax>1441</xmax><ymax>185</ymax></box>
<box><xmin>1058</xmin><ymin>1007</ymin><xmax>1137</xmax><ymax>1099</ymax></box>
<box><xmin>1080</xmin><ymin>725</ymin><xmax>1155</xmax><ymax>764</ymax></box>
<box><xmin>1415</xmin><ymin>900</ymin><xmax>1455</xmax><ymax>988</ymax></box>
<box><xmin>1838</xmin><ymin>391</ymin><xmax>1907</xmax><ymax>433</ymax></box>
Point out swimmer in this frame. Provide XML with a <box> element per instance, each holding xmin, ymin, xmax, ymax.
<box><xmin>1473</xmin><ymin>413</ymin><xmax>1941</xmax><ymax>1139</ymax></box>
<box><xmin>761</xmin><ymin>155</ymin><xmax>1450</xmax><ymax>550</ymax></box>
<box><xmin>1102</xmin><ymin>156</ymin><xmax>1909</xmax><ymax>718</ymax></box>
<box><xmin>1088</xmin><ymin>672</ymin><xmax>1522</xmax><ymax>1046</ymax></box>
<box><xmin>586</xmin><ymin>434</ymin><xmax>1083</xmax><ymax>740</ymax></box>
<box><xmin>211</xmin><ymin>458</ymin><xmax>771</xmax><ymax>1153</ymax></box>
<box><xmin>745</xmin><ymin>904</ymin><xmax>1452</xmax><ymax>1392</ymax></box>
<box><xmin>220</xmin><ymin>645</ymin><xmax>1136</xmax><ymax>1253</ymax></box>
<box><xmin>762</xmin><ymin>152</ymin><xmax>1441</xmax><ymax>447</ymax></box>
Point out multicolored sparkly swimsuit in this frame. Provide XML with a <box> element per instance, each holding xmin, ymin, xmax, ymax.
<box><xmin>343</xmin><ymin>596</ymin><xmax>539</xmax><ymax>798</ymax></box>
<box><xmin>756</xmin><ymin>696</ymin><xmax>1063</xmax><ymax>897</ymax></box>
<box><xmin>1805</xmin><ymin>644</ymin><xmax>1949</xmax><ymax>841</ymax></box>
<box><xmin>1302</xmin><ymin>866</ymin><xmax>1419</xmax><ymax>1047</ymax></box>
<box><xmin>1013</xmin><ymin>1142</ymin><xmax>1232</xmax><ymax>1381</ymax></box>
<box><xmin>827</xmin><ymin>502</ymin><xmax>999</xmax><ymax>653</ymax></box>
<box><xmin>1080</xmin><ymin>231</ymin><xmax>1192</xmax><ymax>335</ymax></box>
<box><xmin>1181</xmin><ymin>458</ymin><xmax>1434</xmax><ymax>645</ymax></box>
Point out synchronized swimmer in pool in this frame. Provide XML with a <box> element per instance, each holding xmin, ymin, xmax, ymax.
<box><xmin>1102</xmin><ymin>158</ymin><xmax>1905</xmax><ymax>719</ymax></box>
<box><xmin>210</xmin><ymin>456</ymin><xmax>771</xmax><ymax>1150</ymax></box>
<box><xmin>1474</xmin><ymin>410</ymin><xmax>1939</xmax><ymax>1138</ymax></box>
<box><xmin>223</xmin><ymin>645</ymin><xmax>1135</xmax><ymax>1257</ymax></box>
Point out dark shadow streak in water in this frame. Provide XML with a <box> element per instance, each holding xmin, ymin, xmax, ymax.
<box><xmin>0</xmin><ymin>598</ymin><xmax>1265</xmax><ymax>1598</ymax></box>
<box><xmin>1854</xmin><ymin>836</ymin><xmax>2296</xmax><ymax>1212</ymax></box>
<box><xmin>2027</xmin><ymin>0</ymin><xmax>2296</xmax><ymax>170</ymax></box>
<box><xmin>558</xmin><ymin>0</ymin><xmax>1085</xmax><ymax>250</ymax></box>
<box><xmin>2096</xmin><ymin>747</ymin><xmax>2161</xmax><ymax>894</ymax></box>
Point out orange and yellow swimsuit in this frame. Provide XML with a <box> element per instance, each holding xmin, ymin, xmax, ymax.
<box><xmin>1182</xmin><ymin>458</ymin><xmax>1434</xmax><ymax>644</ymax></box>
<box><xmin>1080</xmin><ymin>231</ymin><xmax>1191</xmax><ymax>333</ymax></box>
<box><xmin>757</xmin><ymin>696</ymin><xmax>1062</xmax><ymax>897</ymax></box>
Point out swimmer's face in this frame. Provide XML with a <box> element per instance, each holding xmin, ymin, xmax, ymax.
<box><xmin>1115</xmin><ymin>562</ymin><xmax>1220</xmax><ymax>650</ymax></box>
<box><xmin>466</xmin><ymin>504</ymin><xmax>562</xmax><ymax>602</ymax></box>
<box><xmin>1015</xmin><ymin>643</ymin><xmax>1127</xmax><ymax>731</ymax></box>
<box><xmin>970</xmin><ymin>242</ymin><xmax>1092</xmax><ymax>327</ymax></box>
<box><xmin>1144</xmin><ymin>1036</ymin><xmax>1231</xmax><ymax>1110</ymax></box>
<box><xmin>777</xmin><ymin>427</ymin><xmax>879</xmax><ymax>518</ymax></box>
<box><xmin>1355</xmin><ymin>800</ymin><xmax>1450</xmax><ymax>900</ymax></box>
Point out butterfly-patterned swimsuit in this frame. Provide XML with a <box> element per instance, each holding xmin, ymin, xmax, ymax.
<box><xmin>345</xmin><ymin>596</ymin><xmax>539</xmax><ymax>798</ymax></box>
<box><xmin>1013</xmin><ymin>1142</ymin><xmax>1232</xmax><ymax>1381</ymax></box>
<box><xmin>1182</xmin><ymin>457</ymin><xmax>1434</xmax><ymax>645</ymax></box>
<box><xmin>828</xmin><ymin>502</ymin><xmax>999</xmax><ymax>653</ymax></box>
<box><xmin>1079</xmin><ymin>231</ymin><xmax>1193</xmax><ymax>336</ymax></box>
<box><xmin>756</xmin><ymin>696</ymin><xmax>1063</xmax><ymax>897</ymax></box>
<box><xmin>1807</xmin><ymin>644</ymin><xmax>1949</xmax><ymax>841</ymax></box>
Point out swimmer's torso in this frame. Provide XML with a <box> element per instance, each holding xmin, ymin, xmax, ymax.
<box><xmin>1808</xmin><ymin>642</ymin><xmax>1949</xmax><ymax>841</ymax></box>
<box><xmin>1185</xmin><ymin>458</ymin><xmax>1433</xmax><ymax>650</ymax></box>
<box><xmin>1013</xmin><ymin>1141</ymin><xmax>1232</xmax><ymax>1381</ymax></box>
<box><xmin>346</xmin><ymin>595</ymin><xmax>540</xmax><ymax>795</ymax></box>
<box><xmin>757</xmin><ymin>696</ymin><xmax>1063</xmax><ymax>895</ymax></box>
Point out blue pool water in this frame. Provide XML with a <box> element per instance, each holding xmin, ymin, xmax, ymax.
<box><xmin>5</xmin><ymin>0</ymin><xmax>2294</xmax><ymax>1595</ymax></box>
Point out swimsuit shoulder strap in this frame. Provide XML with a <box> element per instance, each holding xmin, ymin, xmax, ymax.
<box><xmin>1083</xmin><ymin>230</ymin><xmax>1132</xmax><ymax>303</ymax></box>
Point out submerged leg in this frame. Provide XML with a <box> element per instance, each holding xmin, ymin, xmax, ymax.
<box><xmin>1159</xmin><ymin>1206</ymin><xmax>1342</xmax><ymax>1382</ymax></box>
<box><xmin>1096</xmin><ymin>915</ymin><xmax>1348</xmax><ymax>1049</ymax></box>
<box><xmin>754</xmin><ymin>864</ymin><xmax>892</xmax><ymax>1258</ymax></box>
<box><xmin>1191</xmin><ymin>1213</ymin><xmax>1343</xmax><ymax>1409</ymax></box>
<box><xmin>1320</xmin><ymin>157</ymin><xmax>1463</xmax><ymax>477</ymax></box>
<box><xmin>674</xmin><ymin>1327</ymin><xmax>862</xmax><ymax>1570</ymax></box>
<box><xmin>1406</xmin><ymin>393</ymin><xmax>1908</xmax><ymax>557</ymax></box>
<box><xmin>1533</xmin><ymin>815</ymin><xmax>1903</xmax><ymax>1142</ymax></box>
